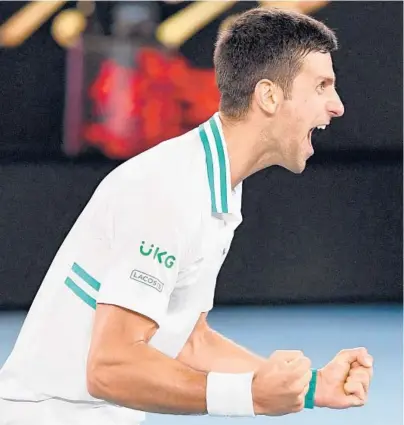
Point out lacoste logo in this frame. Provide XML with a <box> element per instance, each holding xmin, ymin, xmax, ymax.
<box><xmin>139</xmin><ymin>241</ymin><xmax>176</xmax><ymax>269</ymax></box>
<box><xmin>130</xmin><ymin>270</ymin><xmax>164</xmax><ymax>292</ymax></box>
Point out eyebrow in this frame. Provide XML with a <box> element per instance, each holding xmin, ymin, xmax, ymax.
<box><xmin>318</xmin><ymin>76</ymin><xmax>336</xmax><ymax>86</ymax></box>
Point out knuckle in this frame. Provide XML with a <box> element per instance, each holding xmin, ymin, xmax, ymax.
<box><xmin>290</xmin><ymin>382</ymin><xmax>303</xmax><ymax>395</ymax></box>
<box><xmin>293</xmin><ymin>398</ymin><xmax>305</xmax><ymax>412</ymax></box>
<box><xmin>346</xmin><ymin>381</ymin><xmax>356</xmax><ymax>391</ymax></box>
<box><xmin>296</xmin><ymin>393</ymin><xmax>305</xmax><ymax>404</ymax></box>
<box><xmin>345</xmin><ymin>381</ymin><xmax>351</xmax><ymax>390</ymax></box>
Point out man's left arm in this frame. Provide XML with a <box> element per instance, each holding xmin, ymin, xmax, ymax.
<box><xmin>177</xmin><ymin>313</ymin><xmax>266</xmax><ymax>373</ymax></box>
<box><xmin>177</xmin><ymin>313</ymin><xmax>374</xmax><ymax>409</ymax></box>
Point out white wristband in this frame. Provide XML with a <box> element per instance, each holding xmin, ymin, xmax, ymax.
<box><xmin>206</xmin><ymin>371</ymin><xmax>255</xmax><ymax>417</ymax></box>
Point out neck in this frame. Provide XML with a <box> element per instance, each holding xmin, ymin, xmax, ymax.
<box><xmin>218</xmin><ymin>111</ymin><xmax>279</xmax><ymax>189</ymax></box>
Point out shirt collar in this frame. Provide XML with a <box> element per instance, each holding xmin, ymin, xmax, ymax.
<box><xmin>198</xmin><ymin>112</ymin><xmax>242</xmax><ymax>215</ymax></box>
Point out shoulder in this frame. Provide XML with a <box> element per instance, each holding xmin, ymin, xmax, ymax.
<box><xmin>105</xmin><ymin>129</ymin><xmax>203</xmax><ymax>187</ymax></box>
<box><xmin>95</xmin><ymin>128</ymin><xmax>209</xmax><ymax>232</ymax></box>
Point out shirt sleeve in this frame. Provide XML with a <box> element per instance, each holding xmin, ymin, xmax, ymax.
<box><xmin>96</xmin><ymin>189</ymin><xmax>188</xmax><ymax>326</ymax></box>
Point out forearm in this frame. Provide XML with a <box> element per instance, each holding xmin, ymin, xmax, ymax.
<box><xmin>88</xmin><ymin>342</ymin><xmax>208</xmax><ymax>414</ymax></box>
<box><xmin>178</xmin><ymin>327</ymin><xmax>265</xmax><ymax>373</ymax></box>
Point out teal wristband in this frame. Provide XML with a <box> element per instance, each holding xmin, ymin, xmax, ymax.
<box><xmin>304</xmin><ymin>369</ymin><xmax>317</xmax><ymax>409</ymax></box>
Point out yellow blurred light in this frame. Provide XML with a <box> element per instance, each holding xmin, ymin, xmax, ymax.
<box><xmin>0</xmin><ymin>1</ymin><xmax>67</xmax><ymax>48</ymax></box>
<box><xmin>51</xmin><ymin>9</ymin><xmax>86</xmax><ymax>48</ymax></box>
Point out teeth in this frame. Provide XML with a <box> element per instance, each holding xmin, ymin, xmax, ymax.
<box><xmin>316</xmin><ymin>125</ymin><xmax>327</xmax><ymax>130</ymax></box>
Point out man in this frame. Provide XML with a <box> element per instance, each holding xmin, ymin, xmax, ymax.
<box><xmin>0</xmin><ymin>7</ymin><xmax>373</xmax><ymax>424</ymax></box>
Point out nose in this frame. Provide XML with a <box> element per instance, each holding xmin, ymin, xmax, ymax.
<box><xmin>328</xmin><ymin>92</ymin><xmax>345</xmax><ymax>118</ymax></box>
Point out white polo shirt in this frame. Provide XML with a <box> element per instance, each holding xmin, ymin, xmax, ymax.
<box><xmin>0</xmin><ymin>113</ymin><xmax>243</xmax><ymax>425</ymax></box>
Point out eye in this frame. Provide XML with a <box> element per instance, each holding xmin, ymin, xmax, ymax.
<box><xmin>316</xmin><ymin>81</ymin><xmax>326</xmax><ymax>94</ymax></box>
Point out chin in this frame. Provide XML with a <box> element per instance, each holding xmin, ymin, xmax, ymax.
<box><xmin>284</xmin><ymin>160</ymin><xmax>307</xmax><ymax>174</ymax></box>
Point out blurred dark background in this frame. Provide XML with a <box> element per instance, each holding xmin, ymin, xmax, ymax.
<box><xmin>0</xmin><ymin>1</ymin><xmax>402</xmax><ymax>309</ymax></box>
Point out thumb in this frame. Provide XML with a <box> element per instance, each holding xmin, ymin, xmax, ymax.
<box><xmin>337</xmin><ymin>348</ymin><xmax>372</xmax><ymax>367</ymax></box>
<box><xmin>357</xmin><ymin>352</ymin><xmax>373</xmax><ymax>368</ymax></box>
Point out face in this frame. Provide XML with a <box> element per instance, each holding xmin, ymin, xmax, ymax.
<box><xmin>262</xmin><ymin>52</ymin><xmax>345</xmax><ymax>173</ymax></box>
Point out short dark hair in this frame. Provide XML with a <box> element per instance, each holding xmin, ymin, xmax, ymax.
<box><xmin>214</xmin><ymin>7</ymin><xmax>338</xmax><ymax>118</ymax></box>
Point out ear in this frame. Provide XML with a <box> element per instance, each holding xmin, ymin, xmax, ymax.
<box><xmin>253</xmin><ymin>79</ymin><xmax>280</xmax><ymax>115</ymax></box>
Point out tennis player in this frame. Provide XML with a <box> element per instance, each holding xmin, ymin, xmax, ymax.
<box><xmin>0</xmin><ymin>7</ymin><xmax>373</xmax><ymax>425</ymax></box>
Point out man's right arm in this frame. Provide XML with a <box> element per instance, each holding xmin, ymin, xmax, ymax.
<box><xmin>86</xmin><ymin>187</ymin><xmax>217</xmax><ymax>414</ymax></box>
<box><xmin>86</xmin><ymin>304</ymin><xmax>208</xmax><ymax>415</ymax></box>
<box><xmin>86</xmin><ymin>303</ymin><xmax>312</xmax><ymax>416</ymax></box>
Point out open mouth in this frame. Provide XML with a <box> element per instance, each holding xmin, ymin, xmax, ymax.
<box><xmin>308</xmin><ymin>125</ymin><xmax>328</xmax><ymax>150</ymax></box>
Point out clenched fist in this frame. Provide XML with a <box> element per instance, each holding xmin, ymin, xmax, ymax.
<box><xmin>252</xmin><ymin>350</ymin><xmax>312</xmax><ymax>416</ymax></box>
<box><xmin>315</xmin><ymin>347</ymin><xmax>374</xmax><ymax>409</ymax></box>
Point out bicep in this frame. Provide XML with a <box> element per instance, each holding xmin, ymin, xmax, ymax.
<box><xmin>88</xmin><ymin>304</ymin><xmax>159</xmax><ymax>366</ymax></box>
